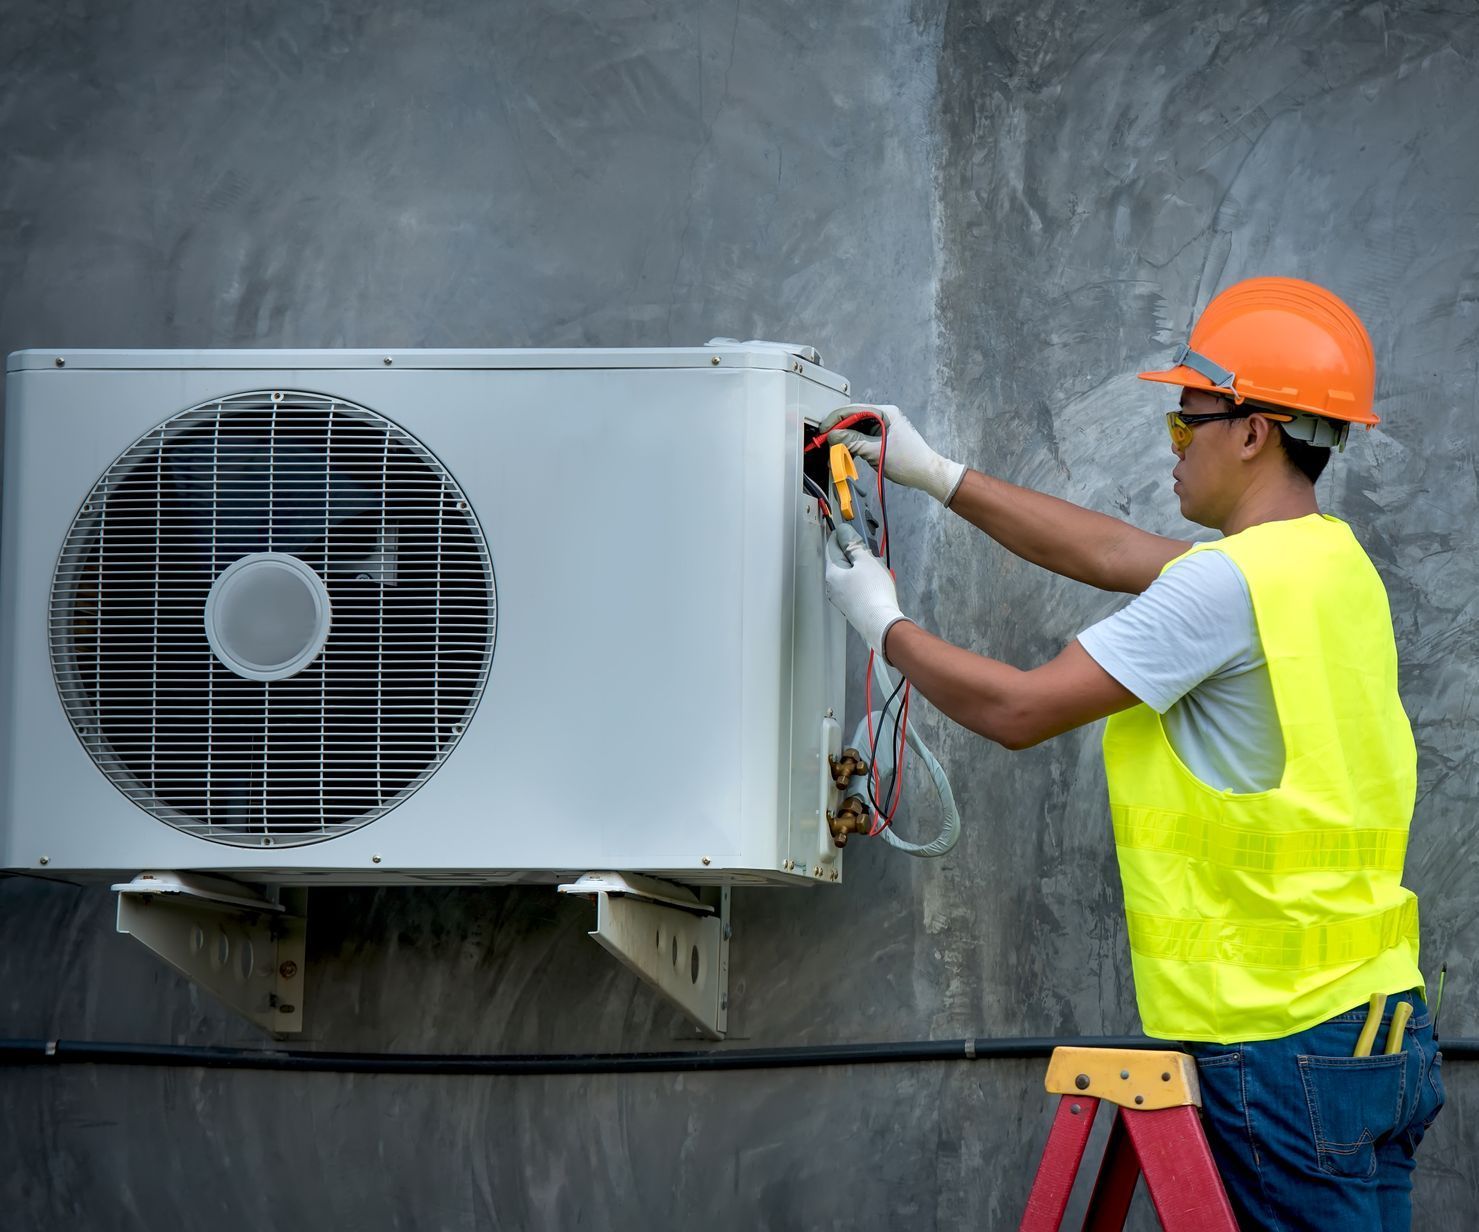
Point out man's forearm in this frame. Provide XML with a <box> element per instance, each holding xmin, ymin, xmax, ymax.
<box><xmin>880</xmin><ymin>619</ymin><xmax>1140</xmax><ymax>751</ymax></box>
<box><xmin>881</xmin><ymin>619</ymin><xmax>1029</xmax><ymax>749</ymax></box>
<box><xmin>945</xmin><ymin>469</ymin><xmax>1181</xmax><ymax>594</ymax></box>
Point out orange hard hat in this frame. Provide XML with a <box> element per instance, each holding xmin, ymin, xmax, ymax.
<box><xmin>1139</xmin><ymin>277</ymin><xmax>1378</xmax><ymax>427</ymax></box>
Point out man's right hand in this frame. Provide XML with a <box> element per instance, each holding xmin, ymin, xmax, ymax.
<box><xmin>818</xmin><ymin>403</ymin><xmax>966</xmax><ymax>506</ymax></box>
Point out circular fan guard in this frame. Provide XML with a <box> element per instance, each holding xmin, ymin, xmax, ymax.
<box><xmin>49</xmin><ymin>391</ymin><xmax>495</xmax><ymax>847</ymax></box>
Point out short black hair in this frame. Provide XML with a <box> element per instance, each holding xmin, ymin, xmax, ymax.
<box><xmin>1274</xmin><ymin>425</ymin><xmax>1331</xmax><ymax>484</ymax></box>
<box><xmin>1227</xmin><ymin>395</ymin><xmax>1332</xmax><ymax>484</ymax></box>
<box><xmin>1205</xmin><ymin>393</ymin><xmax>1334</xmax><ymax>483</ymax></box>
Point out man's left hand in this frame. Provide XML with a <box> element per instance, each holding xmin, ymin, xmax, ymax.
<box><xmin>824</xmin><ymin>525</ymin><xmax>910</xmax><ymax>661</ymax></box>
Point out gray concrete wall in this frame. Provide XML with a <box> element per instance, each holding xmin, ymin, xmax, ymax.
<box><xmin>2</xmin><ymin>1</ymin><xmax>1476</xmax><ymax>1227</ymax></box>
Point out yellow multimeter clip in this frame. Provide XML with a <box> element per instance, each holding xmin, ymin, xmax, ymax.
<box><xmin>829</xmin><ymin>442</ymin><xmax>859</xmax><ymax>523</ymax></box>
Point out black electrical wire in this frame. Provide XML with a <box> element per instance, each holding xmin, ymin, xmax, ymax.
<box><xmin>3</xmin><ymin>1034</ymin><xmax>1474</xmax><ymax>1075</ymax></box>
<box><xmin>867</xmin><ymin>672</ymin><xmax>908</xmax><ymax>818</ymax></box>
<box><xmin>802</xmin><ymin>475</ymin><xmax>836</xmax><ymax>533</ymax></box>
<box><xmin>881</xmin><ymin>680</ymin><xmax>908</xmax><ymax>820</ymax></box>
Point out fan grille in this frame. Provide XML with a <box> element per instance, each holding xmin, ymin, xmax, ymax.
<box><xmin>49</xmin><ymin>391</ymin><xmax>495</xmax><ymax>847</ymax></box>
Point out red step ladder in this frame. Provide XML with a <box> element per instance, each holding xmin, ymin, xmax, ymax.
<box><xmin>1019</xmin><ymin>1047</ymin><xmax>1239</xmax><ymax>1231</ymax></box>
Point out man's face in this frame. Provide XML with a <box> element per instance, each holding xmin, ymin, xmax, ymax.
<box><xmin>1170</xmin><ymin>388</ymin><xmax>1247</xmax><ymax>528</ymax></box>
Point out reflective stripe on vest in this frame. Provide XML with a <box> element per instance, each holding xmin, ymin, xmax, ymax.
<box><xmin>1125</xmin><ymin>898</ymin><xmax>1418</xmax><ymax>969</ymax></box>
<box><xmin>1102</xmin><ymin>514</ymin><xmax>1423</xmax><ymax>1044</ymax></box>
<box><xmin>1113</xmin><ymin>807</ymin><xmax>1409</xmax><ymax>873</ymax></box>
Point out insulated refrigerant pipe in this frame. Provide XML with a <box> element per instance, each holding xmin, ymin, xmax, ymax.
<box><xmin>2</xmin><ymin>1035</ymin><xmax>1475</xmax><ymax>1075</ymax></box>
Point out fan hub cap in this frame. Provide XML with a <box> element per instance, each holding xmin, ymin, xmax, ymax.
<box><xmin>205</xmin><ymin>553</ymin><xmax>332</xmax><ymax>682</ymax></box>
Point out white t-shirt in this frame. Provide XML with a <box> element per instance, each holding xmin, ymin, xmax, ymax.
<box><xmin>1076</xmin><ymin>550</ymin><xmax>1284</xmax><ymax>793</ymax></box>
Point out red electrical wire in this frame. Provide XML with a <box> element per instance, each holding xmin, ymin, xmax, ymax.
<box><xmin>820</xmin><ymin>409</ymin><xmax>912</xmax><ymax>836</ymax></box>
<box><xmin>804</xmin><ymin>411</ymin><xmax>882</xmax><ymax>453</ymax></box>
<box><xmin>873</xmin><ymin>414</ymin><xmax>911</xmax><ymax>832</ymax></box>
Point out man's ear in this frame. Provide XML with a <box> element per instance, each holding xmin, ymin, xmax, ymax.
<box><xmin>1241</xmin><ymin>414</ymin><xmax>1277</xmax><ymax>458</ymax></box>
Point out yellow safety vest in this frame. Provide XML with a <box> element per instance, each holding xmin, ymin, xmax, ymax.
<box><xmin>1102</xmin><ymin>514</ymin><xmax>1423</xmax><ymax>1043</ymax></box>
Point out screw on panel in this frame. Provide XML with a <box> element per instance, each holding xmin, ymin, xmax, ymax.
<box><xmin>824</xmin><ymin>708</ymin><xmax>834</xmax><ymax>718</ymax></box>
<box><xmin>1120</xmin><ymin>1070</ymin><xmax>1130</xmax><ymax>1080</ymax></box>
<box><xmin>701</xmin><ymin>856</ymin><xmax>711</xmax><ymax>866</ymax></box>
<box><xmin>383</xmin><ymin>356</ymin><xmax>393</xmax><ymax>365</ymax></box>
<box><xmin>54</xmin><ymin>357</ymin><xmax>65</xmax><ymax>367</ymax></box>
<box><xmin>371</xmin><ymin>854</ymin><xmax>382</xmax><ymax>864</ymax></box>
<box><xmin>1134</xmin><ymin>1095</ymin><xmax>1145</xmax><ymax>1105</ymax></box>
<box><xmin>38</xmin><ymin>856</ymin><xmax>49</xmax><ymax>866</ymax></box>
<box><xmin>279</xmin><ymin>961</ymin><xmax>299</xmax><ymax>980</ymax></box>
<box><xmin>710</xmin><ymin>355</ymin><xmax>721</xmax><ymax>366</ymax></box>
<box><xmin>1075</xmin><ymin>1074</ymin><xmax>1090</xmax><ymax>1090</ymax></box>
<box><xmin>843</xmin><ymin>383</ymin><xmax>849</xmax><ymax>394</ymax></box>
<box><xmin>279</xmin><ymin>1004</ymin><xmax>295</xmax><ymax>1014</ymax></box>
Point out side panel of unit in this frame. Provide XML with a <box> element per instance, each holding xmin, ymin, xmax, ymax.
<box><xmin>0</xmin><ymin>363</ymin><xmax>841</xmax><ymax>880</ymax></box>
<box><xmin>0</xmin><ymin>367</ymin><xmax>181</xmax><ymax>871</ymax></box>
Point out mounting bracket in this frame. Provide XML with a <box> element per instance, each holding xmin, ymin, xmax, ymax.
<box><xmin>112</xmin><ymin>872</ymin><xmax>307</xmax><ymax>1035</ymax></box>
<box><xmin>558</xmin><ymin>872</ymin><xmax>730</xmax><ymax>1039</ymax></box>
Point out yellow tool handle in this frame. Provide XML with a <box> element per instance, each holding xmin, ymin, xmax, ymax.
<box><xmin>1353</xmin><ymin>992</ymin><xmax>1387</xmax><ymax>1057</ymax></box>
<box><xmin>829</xmin><ymin>442</ymin><xmax>859</xmax><ymax>523</ymax></box>
<box><xmin>1384</xmin><ymin>1001</ymin><xmax>1414</xmax><ymax>1054</ymax></box>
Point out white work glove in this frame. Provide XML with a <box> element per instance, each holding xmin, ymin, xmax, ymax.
<box><xmin>818</xmin><ymin>403</ymin><xmax>966</xmax><ymax>506</ymax></box>
<box><xmin>824</xmin><ymin>525</ymin><xmax>910</xmax><ymax>661</ymax></box>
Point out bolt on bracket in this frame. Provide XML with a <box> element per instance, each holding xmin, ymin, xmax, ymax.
<box><xmin>558</xmin><ymin>872</ymin><xmax>730</xmax><ymax>1039</ymax></box>
<box><xmin>112</xmin><ymin>872</ymin><xmax>307</xmax><ymax>1035</ymax></box>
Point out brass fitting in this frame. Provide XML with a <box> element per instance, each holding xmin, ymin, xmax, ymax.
<box><xmin>826</xmin><ymin>795</ymin><xmax>871</xmax><ymax>848</ymax></box>
<box><xmin>828</xmin><ymin>748</ymin><xmax>870</xmax><ymax>791</ymax></box>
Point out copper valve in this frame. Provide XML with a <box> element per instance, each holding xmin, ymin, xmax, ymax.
<box><xmin>828</xmin><ymin>748</ymin><xmax>870</xmax><ymax>791</ymax></box>
<box><xmin>826</xmin><ymin>795</ymin><xmax>871</xmax><ymax>848</ymax></box>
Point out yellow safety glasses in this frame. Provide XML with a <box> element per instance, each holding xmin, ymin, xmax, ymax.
<box><xmin>1165</xmin><ymin>407</ymin><xmax>1292</xmax><ymax>451</ymax></box>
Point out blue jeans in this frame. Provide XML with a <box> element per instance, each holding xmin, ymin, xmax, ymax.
<box><xmin>1184</xmin><ymin>990</ymin><xmax>1445</xmax><ymax>1231</ymax></box>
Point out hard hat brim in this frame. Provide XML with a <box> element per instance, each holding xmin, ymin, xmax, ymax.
<box><xmin>1137</xmin><ymin>364</ymin><xmax>1217</xmax><ymax>392</ymax></box>
<box><xmin>1137</xmin><ymin>363</ymin><xmax>1381</xmax><ymax>426</ymax></box>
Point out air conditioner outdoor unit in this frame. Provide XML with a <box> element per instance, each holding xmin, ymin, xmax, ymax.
<box><xmin>0</xmin><ymin>344</ymin><xmax>855</xmax><ymax>1037</ymax></box>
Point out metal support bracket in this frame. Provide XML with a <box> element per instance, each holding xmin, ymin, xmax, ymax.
<box><xmin>112</xmin><ymin>872</ymin><xmax>307</xmax><ymax>1035</ymax></box>
<box><xmin>558</xmin><ymin>872</ymin><xmax>730</xmax><ymax>1039</ymax></box>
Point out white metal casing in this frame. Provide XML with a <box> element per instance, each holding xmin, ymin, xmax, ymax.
<box><xmin>0</xmin><ymin>347</ymin><xmax>850</xmax><ymax>886</ymax></box>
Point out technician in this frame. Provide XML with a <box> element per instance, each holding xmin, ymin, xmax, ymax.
<box><xmin>820</xmin><ymin>277</ymin><xmax>1444</xmax><ymax>1231</ymax></box>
